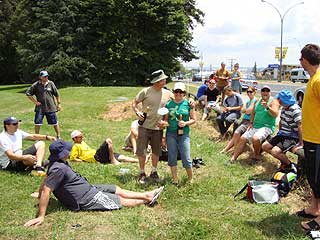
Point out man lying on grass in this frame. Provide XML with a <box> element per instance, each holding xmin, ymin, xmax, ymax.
<box><xmin>24</xmin><ymin>140</ymin><xmax>164</xmax><ymax>227</ymax></box>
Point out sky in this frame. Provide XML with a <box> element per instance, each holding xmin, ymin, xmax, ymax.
<box><xmin>185</xmin><ymin>0</ymin><xmax>320</xmax><ymax>70</ymax></box>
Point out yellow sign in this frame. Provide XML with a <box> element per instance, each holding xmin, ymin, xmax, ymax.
<box><xmin>275</xmin><ymin>47</ymin><xmax>288</xmax><ymax>59</ymax></box>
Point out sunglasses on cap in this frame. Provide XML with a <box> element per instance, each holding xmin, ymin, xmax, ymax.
<box><xmin>174</xmin><ymin>89</ymin><xmax>184</xmax><ymax>94</ymax></box>
<box><xmin>261</xmin><ymin>89</ymin><xmax>270</xmax><ymax>92</ymax></box>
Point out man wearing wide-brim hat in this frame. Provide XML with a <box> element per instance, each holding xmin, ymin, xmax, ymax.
<box><xmin>262</xmin><ymin>89</ymin><xmax>302</xmax><ymax>170</ymax></box>
<box><xmin>132</xmin><ymin>69</ymin><xmax>173</xmax><ymax>184</ymax></box>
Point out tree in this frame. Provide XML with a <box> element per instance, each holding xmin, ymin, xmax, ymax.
<box><xmin>3</xmin><ymin>0</ymin><xmax>204</xmax><ymax>85</ymax></box>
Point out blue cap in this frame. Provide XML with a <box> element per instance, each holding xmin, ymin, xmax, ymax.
<box><xmin>3</xmin><ymin>116</ymin><xmax>21</xmax><ymax>125</ymax></box>
<box><xmin>48</xmin><ymin>140</ymin><xmax>72</xmax><ymax>161</ymax></box>
<box><xmin>275</xmin><ymin>90</ymin><xmax>296</xmax><ymax>106</ymax></box>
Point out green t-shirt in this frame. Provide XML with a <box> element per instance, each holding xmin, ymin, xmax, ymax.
<box><xmin>253</xmin><ymin>97</ymin><xmax>276</xmax><ymax>132</ymax></box>
<box><xmin>165</xmin><ymin>99</ymin><xmax>191</xmax><ymax>134</ymax></box>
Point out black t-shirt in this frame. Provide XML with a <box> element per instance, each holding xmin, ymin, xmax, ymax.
<box><xmin>45</xmin><ymin>161</ymin><xmax>98</xmax><ymax>211</ymax></box>
<box><xmin>205</xmin><ymin>88</ymin><xmax>220</xmax><ymax>102</ymax></box>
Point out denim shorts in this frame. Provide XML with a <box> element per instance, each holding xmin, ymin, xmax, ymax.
<box><xmin>166</xmin><ymin>131</ymin><xmax>192</xmax><ymax>168</ymax></box>
<box><xmin>34</xmin><ymin>111</ymin><xmax>58</xmax><ymax>125</ymax></box>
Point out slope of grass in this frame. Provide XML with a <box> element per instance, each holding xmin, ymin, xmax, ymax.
<box><xmin>0</xmin><ymin>84</ymin><xmax>307</xmax><ymax>240</ymax></box>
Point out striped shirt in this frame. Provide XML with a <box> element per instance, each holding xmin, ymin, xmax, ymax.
<box><xmin>279</xmin><ymin>103</ymin><xmax>301</xmax><ymax>138</ymax></box>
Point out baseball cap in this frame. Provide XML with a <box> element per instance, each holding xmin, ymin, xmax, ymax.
<box><xmin>48</xmin><ymin>140</ymin><xmax>73</xmax><ymax>162</ymax></box>
<box><xmin>261</xmin><ymin>85</ymin><xmax>271</xmax><ymax>91</ymax></box>
<box><xmin>71</xmin><ymin>130</ymin><xmax>82</xmax><ymax>139</ymax></box>
<box><xmin>275</xmin><ymin>90</ymin><xmax>296</xmax><ymax>106</ymax></box>
<box><xmin>3</xmin><ymin>116</ymin><xmax>21</xmax><ymax>125</ymax></box>
<box><xmin>173</xmin><ymin>82</ymin><xmax>186</xmax><ymax>92</ymax></box>
<box><xmin>39</xmin><ymin>70</ymin><xmax>49</xmax><ymax>77</ymax></box>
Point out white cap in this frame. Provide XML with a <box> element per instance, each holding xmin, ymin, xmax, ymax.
<box><xmin>173</xmin><ymin>82</ymin><xmax>186</xmax><ymax>92</ymax></box>
<box><xmin>71</xmin><ymin>130</ymin><xmax>82</xmax><ymax>139</ymax></box>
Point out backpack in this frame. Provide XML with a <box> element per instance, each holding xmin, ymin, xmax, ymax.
<box><xmin>234</xmin><ymin>180</ymin><xmax>279</xmax><ymax>204</ymax></box>
<box><xmin>271</xmin><ymin>169</ymin><xmax>297</xmax><ymax>197</ymax></box>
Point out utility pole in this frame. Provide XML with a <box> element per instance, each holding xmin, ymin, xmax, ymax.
<box><xmin>227</xmin><ymin>58</ymin><xmax>237</xmax><ymax>70</ymax></box>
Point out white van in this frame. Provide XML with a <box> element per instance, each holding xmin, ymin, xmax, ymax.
<box><xmin>290</xmin><ymin>68</ymin><xmax>310</xmax><ymax>83</ymax></box>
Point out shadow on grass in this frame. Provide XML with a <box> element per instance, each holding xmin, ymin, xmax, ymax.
<box><xmin>0</xmin><ymin>85</ymin><xmax>28</xmax><ymax>93</ymax></box>
<box><xmin>246</xmin><ymin>212</ymin><xmax>305</xmax><ymax>239</ymax></box>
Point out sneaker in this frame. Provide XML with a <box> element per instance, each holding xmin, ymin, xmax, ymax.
<box><xmin>31</xmin><ymin>166</ymin><xmax>46</xmax><ymax>177</ymax></box>
<box><xmin>149</xmin><ymin>171</ymin><xmax>160</xmax><ymax>182</ymax></box>
<box><xmin>138</xmin><ymin>172</ymin><xmax>147</xmax><ymax>184</ymax></box>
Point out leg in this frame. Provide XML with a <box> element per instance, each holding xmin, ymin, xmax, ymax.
<box><xmin>117</xmin><ymin>154</ymin><xmax>138</xmax><ymax>163</ymax></box>
<box><xmin>270</xmin><ymin>146</ymin><xmax>291</xmax><ymax>166</ymax></box>
<box><xmin>252</xmin><ymin>135</ymin><xmax>262</xmax><ymax>159</ymax></box>
<box><xmin>35</xmin><ymin>125</ymin><xmax>41</xmax><ymax>134</ymax></box>
<box><xmin>34</xmin><ymin>141</ymin><xmax>45</xmax><ymax>166</ymax></box>
<box><xmin>105</xmin><ymin>138</ymin><xmax>120</xmax><ymax>165</ymax></box>
<box><xmin>167</xmin><ymin>132</ymin><xmax>179</xmax><ymax>183</ymax></box>
<box><xmin>216</xmin><ymin>114</ymin><xmax>226</xmax><ymax>136</ymax></box>
<box><xmin>46</xmin><ymin>112</ymin><xmax>60</xmax><ymax>137</ymax></box>
<box><xmin>130</xmin><ymin>133</ymin><xmax>137</xmax><ymax>155</ymax></box>
<box><xmin>178</xmin><ymin>134</ymin><xmax>192</xmax><ymax>182</ymax></box>
<box><xmin>262</xmin><ymin>141</ymin><xmax>273</xmax><ymax>154</ymax></box>
<box><xmin>230</xmin><ymin>136</ymin><xmax>248</xmax><ymax>162</ymax></box>
<box><xmin>53</xmin><ymin>124</ymin><xmax>61</xmax><ymax>138</ymax></box>
<box><xmin>170</xmin><ymin>166</ymin><xmax>178</xmax><ymax>184</ymax></box>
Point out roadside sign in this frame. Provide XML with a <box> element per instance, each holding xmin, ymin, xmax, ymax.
<box><xmin>275</xmin><ymin>47</ymin><xmax>288</xmax><ymax>59</ymax></box>
<box><xmin>268</xmin><ymin>64</ymin><xmax>280</xmax><ymax>69</ymax></box>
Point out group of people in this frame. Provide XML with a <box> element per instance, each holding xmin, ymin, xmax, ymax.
<box><xmin>1</xmin><ymin>43</ymin><xmax>320</xmax><ymax>234</ymax></box>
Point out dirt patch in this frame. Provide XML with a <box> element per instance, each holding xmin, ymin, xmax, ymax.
<box><xmin>103</xmin><ymin>101</ymin><xmax>135</xmax><ymax>121</ymax></box>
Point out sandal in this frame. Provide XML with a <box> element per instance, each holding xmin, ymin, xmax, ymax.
<box><xmin>149</xmin><ymin>186</ymin><xmax>164</xmax><ymax>207</ymax></box>
<box><xmin>296</xmin><ymin>209</ymin><xmax>318</xmax><ymax>219</ymax></box>
<box><xmin>301</xmin><ymin>219</ymin><xmax>320</xmax><ymax>231</ymax></box>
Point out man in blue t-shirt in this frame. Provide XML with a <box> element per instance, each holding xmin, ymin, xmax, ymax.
<box><xmin>24</xmin><ymin>140</ymin><xmax>164</xmax><ymax>227</ymax></box>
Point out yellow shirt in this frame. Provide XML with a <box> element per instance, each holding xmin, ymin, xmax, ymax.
<box><xmin>70</xmin><ymin>141</ymin><xmax>97</xmax><ymax>163</ymax></box>
<box><xmin>302</xmin><ymin>68</ymin><xmax>320</xmax><ymax>143</ymax></box>
<box><xmin>215</xmin><ymin>68</ymin><xmax>230</xmax><ymax>88</ymax></box>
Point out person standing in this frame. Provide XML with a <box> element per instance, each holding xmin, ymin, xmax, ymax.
<box><xmin>230</xmin><ymin>63</ymin><xmax>242</xmax><ymax>93</ymax></box>
<box><xmin>163</xmin><ymin>82</ymin><xmax>196</xmax><ymax>184</ymax></box>
<box><xmin>132</xmin><ymin>70</ymin><xmax>173</xmax><ymax>184</ymax></box>
<box><xmin>26</xmin><ymin>70</ymin><xmax>61</xmax><ymax>138</ymax></box>
<box><xmin>215</xmin><ymin>62</ymin><xmax>230</xmax><ymax>92</ymax></box>
<box><xmin>297</xmin><ymin>44</ymin><xmax>320</xmax><ymax>231</ymax></box>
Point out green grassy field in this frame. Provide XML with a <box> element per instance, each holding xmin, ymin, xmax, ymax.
<box><xmin>0</xmin><ymin>84</ymin><xmax>308</xmax><ymax>240</ymax></box>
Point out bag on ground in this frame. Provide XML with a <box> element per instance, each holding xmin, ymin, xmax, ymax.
<box><xmin>234</xmin><ymin>180</ymin><xmax>279</xmax><ymax>204</ymax></box>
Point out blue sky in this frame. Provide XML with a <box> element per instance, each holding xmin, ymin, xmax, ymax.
<box><xmin>185</xmin><ymin>0</ymin><xmax>320</xmax><ymax>70</ymax></box>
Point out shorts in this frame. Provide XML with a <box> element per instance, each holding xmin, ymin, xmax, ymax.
<box><xmin>268</xmin><ymin>135</ymin><xmax>299</xmax><ymax>152</ymax></box>
<box><xmin>242</xmin><ymin>127</ymin><xmax>273</xmax><ymax>144</ymax></box>
<box><xmin>35</xmin><ymin>111</ymin><xmax>58</xmax><ymax>125</ymax></box>
<box><xmin>303</xmin><ymin>141</ymin><xmax>320</xmax><ymax>198</ymax></box>
<box><xmin>81</xmin><ymin>184</ymin><xmax>121</xmax><ymax>211</ymax></box>
<box><xmin>5</xmin><ymin>145</ymin><xmax>37</xmax><ymax>171</ymax></box>
<box><xmin>94</xmin><ymin>141</ymin><xmax>120</xmax><ymax>164</ymax></box>
<box><xmin>136</xmin><ymin>127</ymin><xmax>162</xmax><ymax>156</ymax></box>
<box><xmin>234</xmin><ymin>119</ymin><xmax>250</xmax><ymax>135</ymax></box>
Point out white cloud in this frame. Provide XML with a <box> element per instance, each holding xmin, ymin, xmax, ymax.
<box><xmin>186</xmin><ymin>0</ymin><xmax>320</xmax><ymax>70</ymax></box>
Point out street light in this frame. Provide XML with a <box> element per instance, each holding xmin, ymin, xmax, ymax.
<box><xmin>261</xmin><ymin>0</ymin><xmax>304</xmax><ymax>82</ymax></box>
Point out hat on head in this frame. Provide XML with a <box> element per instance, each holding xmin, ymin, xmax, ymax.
<box><xmin>173</xmin><ymin>82</ymin><xmax>186</xmax><ymax>92</ymax></box>
<box><xmin>275</xmin><ymin>90</ymin><xmax>296</xmax><ymax>106</ymax></box>
<box><xmin>3</xmin><ymin>116</ymin><xmax>21</xmax><ymax>125</ymax></box>
<box><xmin>39</xmin><ymin>70</ymin><xmax>49</xmax><ymax>77</ymax></box>
<box><xmin>71</xmin><ymin>130</ymin><xmax>82</xmax><ymax>139</ymax></box>
<box><xmin>150</xmin><ymin>69</ymin><xmax>168</xmax><ymax>83</ymax></box>
<box><xmin>261</xmin><ymin>85</ymin><xmax>271</xmax><ymax>91</ymax></box>
<box><xmin>48</xmin><ymin>140</ymin><xmax>73</xmax><ymax>162</ymax></box>
<box><xmin>221</xmin><ymin>62</ymin><xmax>225</xmax><ymax>65</ymax></box>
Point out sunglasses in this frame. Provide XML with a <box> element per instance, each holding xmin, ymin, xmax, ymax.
<box><xmin>174</xmin><ymin>90</ymin><xmax>185</xmax><ymax>94</ymax></box>
<box><xmin>261</xmin><ymin>89</ymin><xmax>270</xmax><ymax>93</ymax></box>
<box><xmin>247</xmin><ymin>91</ymin><xmax>253</xmax><ymax>93</ymax></box>
<box><xmin>9</xmin><ymin>123</ymin><xmax>18</xmax><ymax>126</ymax></box>
<box><xmin>75</xmin><ymin>136</ymin><xmax>83</xmax><ymax>138</ymax></box>
<box><xmin>299</xmin><ymin>57</ymin><xmax>303</xmax><ymax>61</ymax></box>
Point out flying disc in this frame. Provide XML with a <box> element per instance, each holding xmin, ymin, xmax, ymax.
<box><xmin>157</xmin><ymin>107</ymin><xmax>169</xmax><ymax>115</ymax></box>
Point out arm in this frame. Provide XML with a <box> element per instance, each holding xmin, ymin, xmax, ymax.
<box><xmin>27</xmin><ymin>96</ymin><xmax>41</xmax><ymax>106</ymax></box>
<box><xmin>56</xmin><ymin>96</ymin><xmax>61</xmax><ymax>111</ymax></box>
<box><xmin>24</xmin><ymin>184</ymin><xmax>52</xmax><ymax>227</ymax></box>
<box><xmin>178</xmin><ymin>108</ymin><xmax>196</xmax><ymax>128</ymax></box>
<box><xmin>244</xmin><ymin>100</ymin><xmax>255</xmax><ymax>115</ymax></box>
<box><xmin>266</xmin><ymin>99</ymin><xmax>280</xmax><ymax>118</ymax></box>
<box><xmin>25</xmin><ymin>134</ymin><xmax>56</xmax><ymax>142</ymax></box>
<box><xmin>297</xmin><ymin>122</ymin><xmax>303</xmax><ymax>146</ymax></box>
<box><xmin>132</xmin><ymin>99</ymin><xmax>145</xmax><ymax>120</ymax></box>
<box><xmin>5</xmin><ymin>149</ymin><xmax>37</xmax><ymax>165</ymax></box>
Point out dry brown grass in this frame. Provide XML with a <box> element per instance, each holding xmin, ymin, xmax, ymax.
<box><xmin>102</xmin><ymin>101</ymin><xmax>135</xmax><ymax>121</ymax></box>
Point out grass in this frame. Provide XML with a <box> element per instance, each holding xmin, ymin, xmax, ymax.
<box><xmin>0</xmin><ymin>84</ymin><xmax>309</xmax><ymax>240</ymax></box>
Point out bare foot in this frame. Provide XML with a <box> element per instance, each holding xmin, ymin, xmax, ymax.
<box><xmin>30</xmin><ymin>192</ymin><xmax>39</xmax><ymax>198</ymax></box>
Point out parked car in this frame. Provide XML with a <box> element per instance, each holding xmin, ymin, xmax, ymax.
<box><xmin>239</xmin><ymin>74</ymin><xmax>259</xmax><ymax>91</ymax></box>
<box><xmin>294</xmin><ymin>86</ymin><xmax>305</xmax><ymax>106</ymax></box>
<box><xmin>290</xmin><ymin>68</ymin><xmax>310</xmax><ymax>83</ymax></box>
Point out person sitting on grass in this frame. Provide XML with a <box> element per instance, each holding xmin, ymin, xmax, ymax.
<box><xmin>262</xmin><ymin>89</ymin><xmax>302</xmax><ymax>170</ymax></box>
<box><xmin>228</xmin><ymin>86</ymin><xmax>280</xmax><ymax>164</ymax></box>
<box><xmin>216</xmin><ymin>85</ymin><xmax>243</xmax><ymax>140</ymax></box>
<box><xmin>221</xmin><ymin>87</ymin><xmax>257</xmax><ymax>153</ymax></box>
<box><xmin>0</xmin><ymin>116</ymin><xmax>56</xmax><ymax>176</ymax></box>
<box><xmin>70</xmin><ymin>130</ymin><xmax>138</xmax><ymax>165</ymax></box>
<box><xmin>201</xmin><ymin>79</ymin><xmax>221</xmax><ymax>121</ymax></box>
<box><xmin>24</xmin><ymin>140</ymin><xmax>164</xmax><ymax>227</ymax></box>
<box><xmin>122</xmin><ymin>120</ymin><xmax>139</xmax><ymax>155</ymax></box>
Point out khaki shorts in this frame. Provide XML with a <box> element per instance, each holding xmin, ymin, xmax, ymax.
<box><xmin>242</xmin><ymin>127</ymin><xmax>273</xmax><ymax>144</ymax></box>
<box><xmin>136</xmin><ymin>127</ymin><xmax>162</xmax><ymax>156</ymax></box>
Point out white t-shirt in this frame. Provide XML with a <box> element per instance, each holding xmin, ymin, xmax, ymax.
<box><xmin>0</xmin><ymin>129</ymin><xmax>30</xmax><ymax>168</ymax></box>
